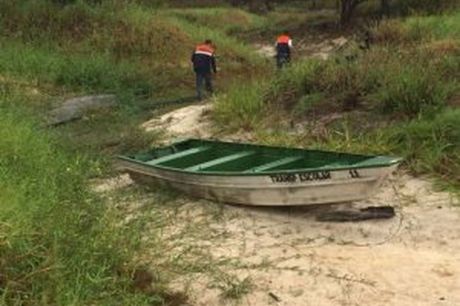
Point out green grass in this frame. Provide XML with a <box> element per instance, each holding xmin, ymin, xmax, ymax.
<box><xmin>246</xmin><ymin>108</ymin><xmax>460</xmax><ymax>189</ymax></box>
<box><xmin>214</xmin><ymin>81</ymin><xmax>268</xmax><ymax>131</ymax></box>
<box><xmin>373</xmin><ymin>11</ymin><xmax>460</xmax><ymax>44</ymax></box>
<box><xmin>1</xmin><ymin>1</ymin><xmax>459</xmax><ymax>303</ymax></box>
<box><xmin>226</xmin><ymin>46</ymin><xmax>456</xmax><ymax>120</ymax></box>
<box><xmin>167</xmin><ymin>7</ymin><xmax>266</xmax><ymax>34</ymax></box>
<box><xmin>0</xmin><ymin>1</ymin><xmax>268</xmax><ymax>99</ymax></box>
<box><xmin>309</xmin><ymin>109</ymin><xmax>460</xmax><ymax>188</ymax></box>
<box><xmin>213</xmin><ymin>11</ymin><xmax>460</xmax><ymax>188</ymax></box>
<box><xmin>0</xmin><ymin>42</ymin><xmax>152</xmax><ymax>95</ymax></box>
<box><xmin>0</xmin><ymin>99</ymin><xmax>154</xmax><ymax>304</ymax></box>
<box><xmin>163</xmin><ymin>13</ymin><xmax>268</xmax><ymax>81</ymax></box>
<box><xmin>404</xmin><ymin>12</ymin><xmax>460</xmax><ymax>40</ymax></box>
<box><xmin>0</xmin><ymin>0</ymin><xmax>269</xmax><ymax>158</ymax></box>
<box><xmin>0</xmin><ymin>1</ymin><xmax>274</xmax><ymax>303</ymax></box>
<box><xmin>389</xmin><ymin>109</ymin><xmax>460</xmax><ymax>185</ymax></box>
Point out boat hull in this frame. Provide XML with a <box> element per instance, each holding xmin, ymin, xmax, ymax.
<box><xmin>118</xmin><ymin>159</ymin><xmax>397</xmax><ymax>206</ymax></box>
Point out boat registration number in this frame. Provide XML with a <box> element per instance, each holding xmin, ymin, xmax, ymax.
<box><xmin>270</xmin><ymin>171</ymin><xmax>331</xmax><ymax>183</ymax></box>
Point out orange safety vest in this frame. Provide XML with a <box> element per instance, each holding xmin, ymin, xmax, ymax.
<box><xmin>277</xmin><ymin>35</ymin><xmax>291</xmax><ymax>44</ymax></box>
<box><xmin>195</xmin><ymin>44</ymin><xmax>215</xmax><ymax>56</ymax></box>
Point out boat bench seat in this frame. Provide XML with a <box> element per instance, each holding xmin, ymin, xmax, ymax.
<box><xmin>145</xmin><ymin>146</ymin><xmax>210</xmax><ymax>165</ymax></box>
<box><xmin>244</xmin><ymin>156</ymin><xmax>303</xmax><ymax>173</ymax></box>
<box><xmin>316</xmin><ymin>162</ymin><xmax>343</xmax><ymax>169</ymax></box>
<box><xmin>185</xmin><ymin>151</ymin><xmax>255</xmax><ymax>172</ymax></box>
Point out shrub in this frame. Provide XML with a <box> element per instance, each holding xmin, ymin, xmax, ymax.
<box><xmin>214</xmin><ymin>81</ymin><xmax>266</xmax><ymax>131</ymax></box>
<box><xmin>264</xmin><ymin>60</ymin><xmax>322</xmax><ymax>109</ymax></box>
<box><xmin>0</xmin><ymin>0</ymin><xmax>107</xmax><ymax>42</ymax></box>
<box><xmin>395</xmin><ymin>0</ymin><xmax>458</xmax><ymax>15</ymax></box>
<box><xmin>372</xmin><ymin>19</ymin><xmax>415</xmax><ymax>45</ymax></box>
<box><xmin>390</xmin><ymin>108</ymin><xmax>460</xmax><ymax>185</ymax></box>
<box><xmin>0</xmin><ymin>104</ymin><xmax>151</xmax><ymax>304</ymax></box>
<box><xmin>0</xmin><ymin>43</ymin><xmax>155</xmax><ymax>94</ymax></box>
<box><xmin>376</xmin><ymin>62</ymin><xmax>453</xmax><ymax>117</ymax></box>
<box><xmin>261</xmin><ymin>44</ymin><xmax>457</xmax><ymax>118</ymax></box>
<box><xmin>169</xmin><ymin>8</ymin><xmax>263</xmax><ymax>34</ymax></box>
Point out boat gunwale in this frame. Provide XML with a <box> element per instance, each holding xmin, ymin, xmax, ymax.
<box><xmin>119</xmin><ymin>162</ymin><xmax>381</xmax><ymax>188</ymax></box>
<box><xmin>117</xmin><ymin>138</ymin><xmax>402</xmax><ymax>177</ymax></box>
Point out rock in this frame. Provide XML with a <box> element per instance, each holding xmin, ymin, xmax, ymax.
<box><xmin>47</xmin><ymin>94</ymin><xmax>117</xmax><ymax>126</ymax></box>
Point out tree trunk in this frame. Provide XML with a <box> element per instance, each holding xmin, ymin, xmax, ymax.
<box><xmin>380</xmin><ymin>0</ymin><xmax>391</xmax><ymax>17</ymax></box>
<box><xmin>229</xmin><ymin>0</ymin><xmax>245</xmax><ymax>7</ymax></box>
<box><xmin>264</xmin><ymin>0</ymin><xmax>274</xmax><ymax>11</ymax></box>
<box><xmin>247</xmin><ymin>0</ymin><xmax>273</xmax><ymax>13</ymax></box>
<box><xmin>340</xmin><ymin>0</ymin><xmax>363</xmax><ymax>26</ymax></box>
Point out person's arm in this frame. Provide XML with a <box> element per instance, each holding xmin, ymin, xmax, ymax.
<box><xmin>288</xmin><ymin>39</ymin><xmax>293</xmax><ymax>48</ymax></box>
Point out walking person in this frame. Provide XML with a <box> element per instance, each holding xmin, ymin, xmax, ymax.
<box><xmin>191</xmin><ymin>39</ymin><xmax>217</xmax><ymax>100</ymax></box>
<box><xmin>275</xmin><ymin>31</ymin><xmax>293</xmax><ymax>69</ymax></box>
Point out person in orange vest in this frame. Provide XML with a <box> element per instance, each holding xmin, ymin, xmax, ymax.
<box><xmin>191</xmin><ymin>39</ymin><xmax>217</xmax><ymax>100</ymax></box>
<box><xmin>275</xmin><ymin>31</ymin><xmax>293</xmax><ymax>69</ymax></box>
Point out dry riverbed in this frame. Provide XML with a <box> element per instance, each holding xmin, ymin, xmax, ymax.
<box><xmin>95</xmin><ymin>104</ymin><xmax>460</xmax><ymax>306</ymax></box>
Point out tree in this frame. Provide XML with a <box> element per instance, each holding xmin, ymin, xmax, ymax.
<box><xmin>380</xmin><ymin>0</ymin><xmax>391</xmax><ymax>17</ymax></box>
<box><xmin>339</xmin><ymin>0</ymin><xmax>367</xmax><ymax>25</ymax></box>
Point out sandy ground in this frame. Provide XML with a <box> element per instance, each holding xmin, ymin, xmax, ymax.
<box><xmin>178</xmin><ymin>174</ymin><xmax>459</xmax><ymax>306</ymax></box>
<box><xmin>91</xmin><ymin>104</ymin><xmax>460</xmax><ymax>306</ymax></box>
<box><xmin>97</xmin><ymin>171</ymin><xmax>459</xmax><ymax>306</ymax></box>
<box><xmin>142</xmin><ymin>104</ymin><xmax>214</xmax><ymax>139</ymax></box>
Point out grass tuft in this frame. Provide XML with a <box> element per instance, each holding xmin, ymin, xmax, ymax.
<box><xmin>389</xmin><ymin>109</ymin><xmax>460</xmax><ymax>186</ymax></box>
<box><xmin>0</xmin><ymin>104</ymin><xmax>153</xmax><ymax>304</ymax></box>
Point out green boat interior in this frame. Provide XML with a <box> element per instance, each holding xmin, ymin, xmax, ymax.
<box><xmin>123</xmin><ymin>139</ymin><xmax>400</xmax><ymax>174</ymax></box>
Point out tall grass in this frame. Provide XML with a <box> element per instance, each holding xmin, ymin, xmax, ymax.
<box><xmin>0</xmin><ymin>96</ymin><xmax>153</xmax><ymax>304</ymax></box>
<box><xmin>389</xmin><ymin>109</ymin><xmax>460</xmax><ymax>186</ymax></box>
<box><xmin>214</xmin><ymin>81</ymin><xmax>266</xmax><ymax>131</ymax></box>
<box><xmin>0</xmin><ymin>2</ymin><xmax>265</xmax><ymax>303</ymax></box>
<box><xmin>0</xmin><ymin>1</ymin><xmax>267</xmax><ymax>100</ymax></box>
<box><xmin>404</xmin><ymin>11</ymin><xmax>460</xmax><ymax>40</ymax></box>
<box><xmin>376</xmin><ymin>61</ymin><xmax>454</xmax><ymax>116</ymax></box>
<box><xmin>373</xmin><ymin>11</ymin><xmax>460</xmax><ymax>44</ymax></box>
<box><xmin>165</xmin><ymin>14</ymin><xmax>266</xmax><ymax>71</ymax></box>
<box><xmin>0</xmin><ymin>42</ymin><xmax>153</xmax><ymax>95</ymax></box>
<box><xmin>167</xmin><ymin>7</ymin><xmax>266</xmax><ymax>34</ymax></box>
<box><xmin>213</xmin><ymin>12</ymin><xmax>460</xmax><ymax>187</ymax></box>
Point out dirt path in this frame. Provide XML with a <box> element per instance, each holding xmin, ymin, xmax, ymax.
<box><xmin>254</xmin><ymin>36</ymin><xmax>349</xmax><ymax>60</ymax></box>
<box><xmin>142</xmin><ymin>103</ymin><xmax>214</xmax><ymax>138</ymax></box>
<box><xmin>95</xmin><ymin>105</ymin><xmax>460</xmax><ymax>305</ymax></box>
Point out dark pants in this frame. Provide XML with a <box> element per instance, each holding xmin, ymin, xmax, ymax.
<box><xmin>195</xmin><ymin>72</ymin><xmax>213</xmax><ymax>100</ymax></box>
<box><xmin>276</xmin><ymin>53</ymin><xmax>290</xmax><ymax>69</ymax></box>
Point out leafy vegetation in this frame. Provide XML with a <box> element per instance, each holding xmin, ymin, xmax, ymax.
<box><xmin>0</xmin><ymin>1</ymin><xmax>269</xmax><ymax>304</ymax></box>
<box><xmin>214</xmin><ymin>10</ymin><xmax>460</xmax><ymax>187</ymax></box>
<box><xmin>0</xmin><ymin>96</ymin><xmax>153</xmax><ymax>304</ymax></box>
<box><xmin>389</xmin><ymin>109</ymin><xmax>460</xmax><ymax>185</ymax></box>
<box><xmin>1</xmin><ymin>0</ymin><xmax>459</xmax><ymax>304</ymax></box>
<box><xmin>0</xmin><ymin>1</ymin><xmax>266</xmax><ymax>98</ymax></box>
